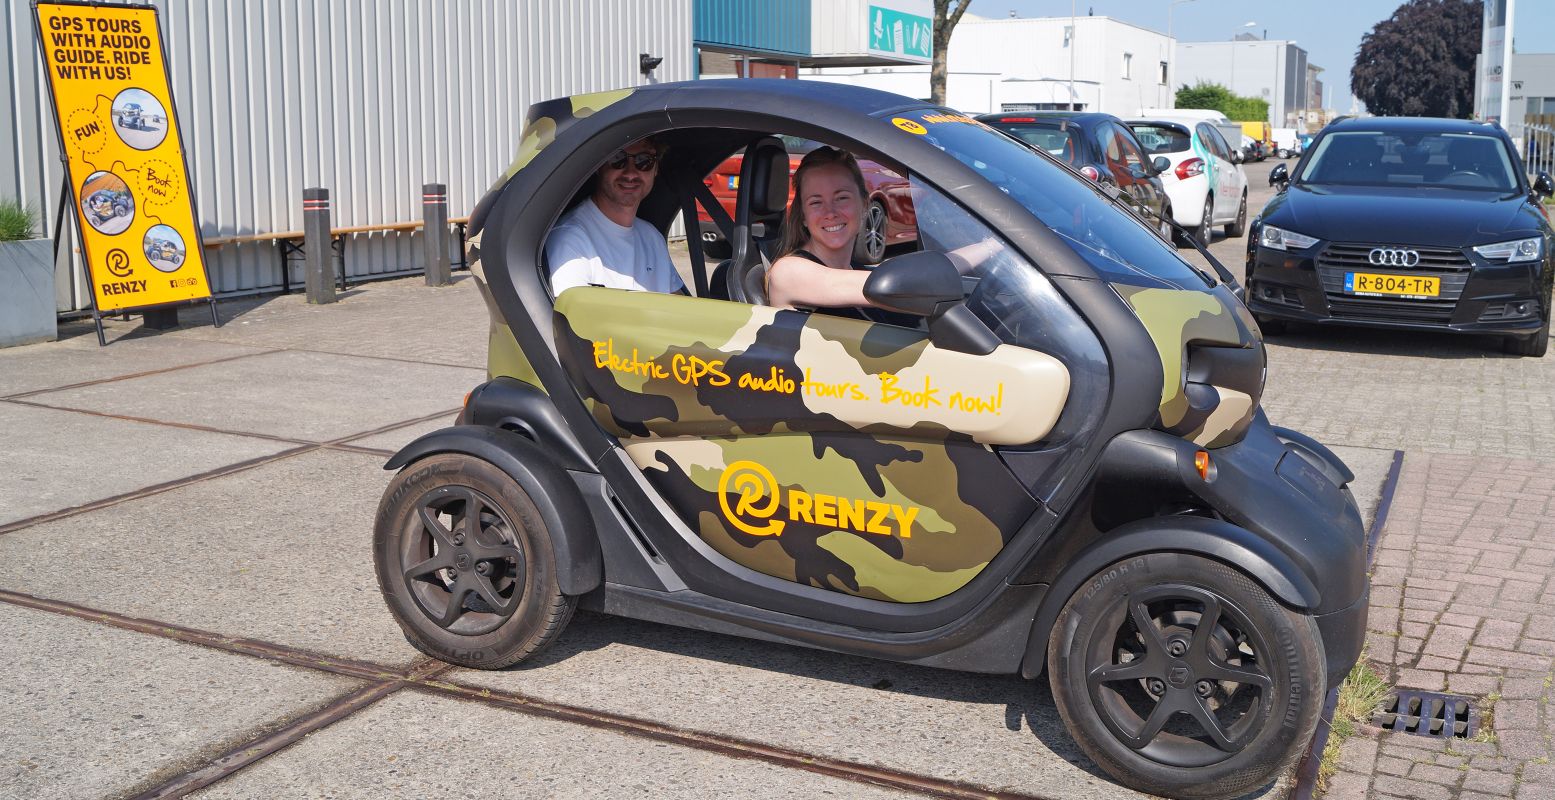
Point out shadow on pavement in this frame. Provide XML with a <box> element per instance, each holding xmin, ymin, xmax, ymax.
<box><xmin>1263</xmin><ymin>323</ymin><xmax>1534</xmax><ymax>360</ymax></box>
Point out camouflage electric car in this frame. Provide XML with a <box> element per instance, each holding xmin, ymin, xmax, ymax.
<box><xmin>374</xmin><ymin>80</ymin><xmax>1367</xmax><ymax>800</ymax></box>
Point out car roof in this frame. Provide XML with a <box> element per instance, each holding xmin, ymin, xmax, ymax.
<box><xmin>1324</xmin><ymin>116</ymin><xmax>1506</xmax><ymax>136</ymax></box>
<box><xmin>979</xmin><ymin>111</ymin><xmax>1112</xmax><ymax>127</ymax></box>
<box><xmin>1126</xmin><ymin>119</ymin><xmax>1192</xmax><ymax>133</ymax></box>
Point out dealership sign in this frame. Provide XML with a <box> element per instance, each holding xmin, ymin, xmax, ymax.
<box><xmin>33</xmin><ymin>1</ymin><xmax>214</xmax><ymax>322</ymax></box>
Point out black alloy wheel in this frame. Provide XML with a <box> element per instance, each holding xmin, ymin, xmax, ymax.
<box><xmin>1048</xmin><ymin>553</ymin><xmax>1324</xmax><ymax>800</ymax></box>
<box><xmin>854</xmin><ymin>200</ymin><xmax>888</xmax><ymax>264</ymax></box>
<box><xmin>375</xmin><ymin>453</ymin><xmax>575</xmax><ymax>669</ymax></box>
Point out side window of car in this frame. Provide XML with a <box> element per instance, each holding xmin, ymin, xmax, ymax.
<box><xmin>1111</xmin><ymin>123</ymin><xmax>1147</xmax><ymax>172</ymax></box>
<box><xmin>1206</xmin><ymin>126</ymin><xmax>1231</xmax><ymax>161</ymax></box>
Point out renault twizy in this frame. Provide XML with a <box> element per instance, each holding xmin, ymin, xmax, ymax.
<box><xmin>374</xmin><ymin>80</ymin><xmax>1367</xmax><ymax>799</ymax></box>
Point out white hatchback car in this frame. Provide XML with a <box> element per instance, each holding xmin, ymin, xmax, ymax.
<box><xmin>1126</xmin><ymin>118</ymin><xmax>1249</xmax><ymax>248</ymax></box>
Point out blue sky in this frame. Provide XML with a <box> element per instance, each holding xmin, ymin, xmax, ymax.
<box><xmin>997</xmin><ymin>1</ymin><xmax>1555</xmax><ymax>112</ymax></box>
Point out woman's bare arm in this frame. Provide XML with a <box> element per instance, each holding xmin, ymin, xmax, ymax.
<box><xmin>766</xmin><ymin>256</ymin><xmax>869</xmax><ymax>309</ymax></box>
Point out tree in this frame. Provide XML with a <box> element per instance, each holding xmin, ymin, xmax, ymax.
<box><xmin>1176</xmin><ymin>82</ymin><xmax>1269</xmax><ymax>122</ymax></box>
<box><xmin>1351</xmin><ymin>0</ymin><xmax>1481</xmax><ymax>118</ymax></box>
<box><xmin>931</xmin><ymin>0</ymin><xmax>974</xmax><ymax>106</ymax></box>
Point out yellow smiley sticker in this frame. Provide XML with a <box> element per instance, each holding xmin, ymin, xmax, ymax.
<box><xmin>892</xmin><ymin>117</ymin><xmax>927</xmax><ymax>135</ymax></box>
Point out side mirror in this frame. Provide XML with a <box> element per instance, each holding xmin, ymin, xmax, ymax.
<box><xmin>1269</xmin><ymin>162</ymin><xmax>1290</xmax><ymax>188</ymax></box>
<box><xmin>1535</xmin><ymin>171</ymin><xmax>1554</xmax><ymax>198</ymax></box>
<box><xmin>1230</xmin><ymin>151</ymin><xmax>1242</xmax><ymax>164</ymax></box>
<box><xmin>1151</xmin><ymin>155</ymin><xmax>1171</xmax><ymax>174</ymax></box>
<box><xmin>864</xmin><ymin>251</ymin><xmax>1000</xmax><ymax>355</ymax></box>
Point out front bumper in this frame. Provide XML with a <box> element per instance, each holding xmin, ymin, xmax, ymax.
<box><xmin>1245</xmin><ymin>240</ymin><xmax>1548</xmax><ymax>336</ymax></box>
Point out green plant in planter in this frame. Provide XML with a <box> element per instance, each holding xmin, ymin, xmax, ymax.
<box><xmin>0</xmin><ymin>199</ymin><xmax>38</xmax><ymax>242</ymax></box>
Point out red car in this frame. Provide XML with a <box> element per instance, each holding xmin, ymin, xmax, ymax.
<box><xmin>697</xmin><ymin>138</ymin><xmax>916</xmax><ymax>263</ymax></box>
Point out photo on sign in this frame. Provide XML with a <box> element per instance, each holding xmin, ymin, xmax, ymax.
<box><xmin>111</xmin><ymin>87</ymin><xmax>168</xmax><ymax>151</ymax></box>
<box><xmin>80</xmin><ymin>171</ymin><xmax>135</xmax><ymax>235</ymax></box>
<box><xmin>142</xmin><ymin>224</ymin><xmax>186</xmax><ymax>272</ymax></box>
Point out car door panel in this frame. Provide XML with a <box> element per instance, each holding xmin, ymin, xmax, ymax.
<box><xmin>552</xmin><ymin>287</ymin><xmax>1065</xmax><ymax>601</ymax></box>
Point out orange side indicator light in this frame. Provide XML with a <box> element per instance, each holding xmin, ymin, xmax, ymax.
<box><xmin>463</xmin><ymin>391</ymin><xmax>472</xmax><ymax>409</ymax></box>
<box><xmin>1194</xmin><ymin>450</ymin><xmax>1212</xmax><ymax>481</ymax></box>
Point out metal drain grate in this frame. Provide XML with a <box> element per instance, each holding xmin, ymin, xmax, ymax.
<box><xmin>1374</xmin><ymin>691</ymin><xmax>1479</xmax><ymax>739</ymax></box>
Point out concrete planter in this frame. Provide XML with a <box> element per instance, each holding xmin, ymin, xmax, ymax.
<box><xmin>0</xmin><ymin>238</ymin><xmax>58</xmax><ymax>347</ymax></box>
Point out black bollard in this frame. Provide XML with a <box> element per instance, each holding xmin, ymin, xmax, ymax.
<box><xmin>303</xmin><ymin>188</ymin><xmax>336</xmax><ymax>304</ymax></box>
<box><xmin>422</xmin><ymin>183</ymin><xmax>451</xmax><ymax>286</ymax></box>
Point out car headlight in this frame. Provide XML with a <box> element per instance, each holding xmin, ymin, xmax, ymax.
<box><xmin>1259</xmin><ymin>224</ymin><xmax>1320</xmax><ymax>251</ymax></box>
<box><xmin>1472</xmin><ymin>237</ymin><xmax>1542</xmax><ymax>263</ymax></box>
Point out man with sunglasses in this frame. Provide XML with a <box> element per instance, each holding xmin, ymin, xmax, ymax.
<box><xmin>546</xmin><ymin>137</ymin><xmax>685</xmax><ymax>295</ymax></box>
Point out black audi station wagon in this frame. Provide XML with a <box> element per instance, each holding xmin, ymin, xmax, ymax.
<box><xmin>1247</xmin><ymin>117</ymin><xmax>1554</xmax><ymax>356</ymax></box>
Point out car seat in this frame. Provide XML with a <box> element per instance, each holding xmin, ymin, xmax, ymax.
<box><xmin>710</xmin><ymin>137</ymin><xmax>788</xmax><ymax>305</ymax></box>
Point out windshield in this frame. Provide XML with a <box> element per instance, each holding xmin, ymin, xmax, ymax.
<box><xmin>893</xmin><ymin>108</ymin><xmax>1207</xmax><ymax>290</ymax></box>
<box><xmin>1298</xmin><ymin>130</ymin><xmax>1520</xmax><ymax>192</ymax></box>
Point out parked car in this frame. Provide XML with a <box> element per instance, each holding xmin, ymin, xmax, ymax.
<box><xmin>1128</xmin><ymin>118</ymin><xmax>1250</xmax><ymax>247</ymax></box>
<box><xmin>384</xmin><ymin>79</ymin><xmax>1368</xmax><ymax>800</ymax></box>
<box><xmin>1248</xmin><ymin>116</ymin><xmax>1554</xmax><ymax>356</ymax></box>
<box><xmin>979</xmin><ymin>111</ymin><xmax>1174</xmax><ymax>241</ymax></box>
<box><xmin>1271</xmin><ymin>127</ymin><xmax>1302</xmax><ymax>159</ymax></box>
<box><xmin>697</xmin><ymin>138</ymin><xmax>915</xmax><ymax>264</ymax></box>
<box><xmin>144</xmin><ymin>238</ymin><xmax>182</xmax><ymax>265</ymax></box>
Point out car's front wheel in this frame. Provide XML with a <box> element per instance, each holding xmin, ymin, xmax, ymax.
<box><xmin>1047</xmin><ymin>553</ymin><xmax>1325</xmax><ymax>800</ymax></box>
<box><xmin>1503</xmin><ymin>317</ymin><xmax>1550</xmax><ymax>357</ymax></box>
<box><xmin>374</xmin><ymin>453</ymin><xmax>575</xmax><ymax>669</ymax></box>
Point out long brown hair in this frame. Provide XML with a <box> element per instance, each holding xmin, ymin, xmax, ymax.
<box><xmin>776</xmin><ymin>146</ymin><xmax>868</xmax><ymax>260</ymax></box>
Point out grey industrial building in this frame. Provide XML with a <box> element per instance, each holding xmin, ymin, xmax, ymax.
<box><xmin>1175</xmin><ymin>35</ymin><xmax>1320</xmax><ymax>129</ymax></box>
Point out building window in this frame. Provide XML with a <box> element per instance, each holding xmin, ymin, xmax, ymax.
<box><xmin>1159</xmin><ymin>61</ymin><xmax>1169</xmax><ymax>85</ymax></box>
<box><xmin>1123</xmin><ymin>53</ymin><xmax>1132</xmax><ymax>80</ymax></box>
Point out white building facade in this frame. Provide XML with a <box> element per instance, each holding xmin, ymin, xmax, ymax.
<box><xmin>804</xmin><ymin>15</ymin><xmax>1175</xmax><ymax>117</ymax></box>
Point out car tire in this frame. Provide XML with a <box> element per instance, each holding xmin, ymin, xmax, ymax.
<box><xmin>1253</xmin><ymin>314</ymin><xmax>1287</xmax><ymax>337</ymax></box>
<box><xmin>1047</xmin><ymin>552</ymin><xmax>1325</xmax><ymax>800</ymax></box>
<box><xmin>1158</xmin><ymin>205</ymin><xmax>1174</xmax><ymax>242</ymax></box>
<box><xmin>1195</xmin><ymin>195</ymin><xmax>1214</xmax><ymax>248</ymax></box>
<box><xmin>1225</xmin><ymin>192</ymin><xmax>1247</xmax><ymax>238</ymax></box>
<box><xmin>1503</xmin><ymin>318</ymin><xmax>1550</xmax><ymax>357</ymax></box>
<box><xmin>374</xmin><ymin>453</ymin><xmax>576</xmax><ymax>670</ymax></box>
<box><xmin>853</xmin><ymin>200</ymin><xmax>888</xmax><ymax>264</ymax></box>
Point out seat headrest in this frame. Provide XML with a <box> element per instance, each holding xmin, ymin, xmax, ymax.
<box><xmin>744</xmin><ymin>140</ymin><xmax>790</xmax><ymax>219</ymax></box>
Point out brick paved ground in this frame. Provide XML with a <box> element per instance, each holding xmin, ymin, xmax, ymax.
<box><xmin>1322</xmin><ymin>453</ymin><xmax>1555</xmax><ymax>800</ymax></box>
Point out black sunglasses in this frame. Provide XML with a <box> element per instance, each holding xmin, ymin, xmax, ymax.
<box><xmin>605</xmin><ymin>150</ymin><xmax>659</xmax><ymax>171</ymax></box>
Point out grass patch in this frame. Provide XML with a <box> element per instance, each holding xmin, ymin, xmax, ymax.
<box><xmin>0</xmin><ymin>199</ymin><xmax>37</xmax><ymax>242</ymax></box>
<box><xmin>1316</xmin><ymin>656</ymin><xmax>1393</xmax><ymax>794</ymax></box>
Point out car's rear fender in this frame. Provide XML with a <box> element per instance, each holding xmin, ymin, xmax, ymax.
<box><xmin>384</xmin><ymin>425</ymin><xmax>603</xmax><ymax>596</ymax></box>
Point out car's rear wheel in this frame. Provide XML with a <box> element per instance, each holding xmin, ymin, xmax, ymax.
<box><xmin>1158</xmin><ymin>205</ymin><xmax>1174</xmax><ymax>242</ymax></box>
<box><xmin>1225</xmin><ymin>192</ymin><xmax>1247</xmax><ymax>238</ymax></box>
<box><xmin>853</xmin><ymin>200</ymin><xmax>888</xmax><ymax>264</ymax></box>
<box><xmin>374</xmin><ymin>453</ymin><xmax>575</xmax><ymax>669</ymax></box>
<box><xmin>1048</xmin><ymin>553</ymin><xmax>1324</xmax><ymax>800</ymax></box>
<box><xmin>1195</xmin><ymin>195</ymin><xmax>1215</xmax><ymax>247</ymax></box>
<box><xmin>1503</xmin><ymin>317</ymin><xmax>1550</xmax><ymax>357</ymax></box>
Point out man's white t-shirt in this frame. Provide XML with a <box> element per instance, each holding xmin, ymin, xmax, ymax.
<box><xmin>545</xmin><ymin>199</ymin><xmax>684</xmax><ymax>295</ymax></box>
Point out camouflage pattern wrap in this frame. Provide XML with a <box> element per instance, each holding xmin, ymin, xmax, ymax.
<box><xmin>553</xmin><ymin>287</ymin><xmax>1059</xmax><ymax>602</ymax></box>
<box><xmin>495</xmin><ymin>89</ymin><xmax>635</xmax><ymax>188</ymax></box>
<box><xmin>1113</xmin><ymin>282</ymin><xmax>1262</xmax><ymax>448</ymax></box>
<box><xmin>466</xmin><ymin>228</ymin><xmax>543</xmax><ymax>388</ymax></box>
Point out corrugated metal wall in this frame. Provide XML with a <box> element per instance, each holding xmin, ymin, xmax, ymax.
<box><xmin>4</xmin><ymin>0</ymin><xmax>692</xmax><ymax>312</ymax></box>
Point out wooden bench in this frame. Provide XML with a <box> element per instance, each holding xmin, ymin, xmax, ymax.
<box><xmin>202</xmin><ymin>216</ymin><xmax>471</xmax><ymax>294</ymax></box>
